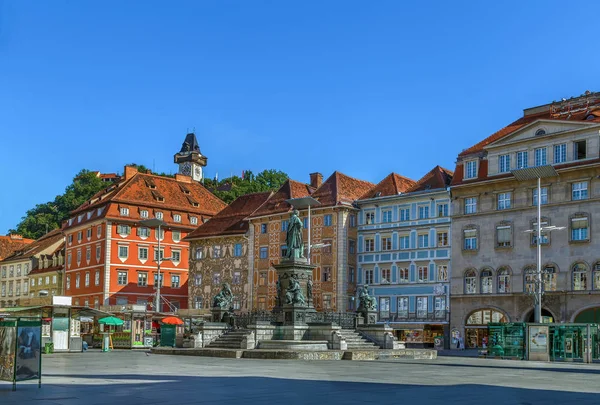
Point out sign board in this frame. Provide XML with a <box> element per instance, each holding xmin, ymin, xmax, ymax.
<box><xmin>0</xmin><ymin>319</ymin><xmax>42</xmax><ymax>390</ymax></box>
<box><xmin>0</xmin><ymin>321</ymin><xmax>17</xmax><ymax>383</ymax></box>
<box><xmin>16</xmin><ymin>321</ymin><xmax>41</xmax><ymax>382</ymax></box>
<box><xmin>528</xmin><ymin>325</ymin><xmax>549</xmax><ymax>361</ymax></box>
<box><xmin>52</xmin><ymin>296</ymin><xmax>72</xmax><ymax>306</ymax></box>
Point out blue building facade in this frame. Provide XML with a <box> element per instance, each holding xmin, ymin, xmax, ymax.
<box><xmin>356</xmin><ymin>168</ymin><xmax>453</xmax><ymax>348</ymax></box>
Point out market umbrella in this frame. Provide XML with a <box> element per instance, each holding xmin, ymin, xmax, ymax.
<box><xmin>98</xmin><ymin>316</ymin><xmax>124</xmax><ymax>326</ymax></box>
<box><xmin>160</xmin><ymin>316</ymin><xmax>184</xmax><ymax>325</ymax></box>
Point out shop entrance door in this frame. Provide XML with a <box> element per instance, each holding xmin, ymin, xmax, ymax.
<box><xmin>133</xmin><ymin>319</ymin><xmax>144</xmax><ymax>346</ymax></box>
<box><xmin>466</xmin><ymin>328</ymin><xmax>487</xmax><ymax>348</ymax></box>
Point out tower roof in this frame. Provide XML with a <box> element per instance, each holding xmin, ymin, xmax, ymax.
<box><xmin>179</xmin><ymin>133</ymin><xmax>201</xmax><ymax>154</ymax></box>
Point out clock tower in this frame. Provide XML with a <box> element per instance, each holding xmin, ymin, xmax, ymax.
<box><xmin>174</xmin><ymin>132</ymin><xmax>207</xmax><ymax>182</ymax></box>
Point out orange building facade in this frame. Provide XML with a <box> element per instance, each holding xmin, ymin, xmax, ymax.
<box><xmin>248</xmin><ymin>172</ymin><xmax>374</xmax><ymax>313</ymax></box>
<box><xmin>62</xmin><ymin>165</ymin><xmax>226</xmax><ymax>311</ymax></box>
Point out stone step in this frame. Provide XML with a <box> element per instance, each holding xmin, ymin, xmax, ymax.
<box><xmin>347</xmin><ymin>345</ymin><xmax>379</xmax><ymax>350</ymax></box>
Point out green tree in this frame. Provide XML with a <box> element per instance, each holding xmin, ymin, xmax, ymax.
<box><xmin>210</xmin><ymin>169</ymin><xmax>288</xmax><ymax>204</ymax></box>
<box><xmin>9</xmin><ymin>170</ymin><xmax>107</xmax><ymax>239</ymax></box>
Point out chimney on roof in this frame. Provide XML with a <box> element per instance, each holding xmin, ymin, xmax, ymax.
<box><xmin>175</xmin><ymin>173</ymin><xmax>192</xmax><ymax>183</ymax></box>
<box><xmin>310</xmin><ymin>172</ymin><xmax>323</xmax><ymax>189</ymax></box>
<box><xmin>124</xmin><ymin>165</ymin><xmax>138</xmax><ymax>180</ymax></box>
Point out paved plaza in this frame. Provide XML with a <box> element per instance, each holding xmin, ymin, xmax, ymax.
<box><xmin>1</xmin><ymin>351</ymin><xmax>600</xmax><ymax>404</ymax></box>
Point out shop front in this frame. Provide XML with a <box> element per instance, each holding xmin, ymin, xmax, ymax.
<box><xmin>94</xmin><ymin>305</ymin><xmax>154</xmax><ymax>349</ymax></box>
<box><xmin>464</xmin><ymin>308</ymin><xmax>508</xmax><ymax>349</ymax></box>
<box><xmin>1</xmin><ymin>296</ymin><xmax>111</xmax><ymax>352</ymax></box>
<box><xmin>392</xmin><ymin>323</ymin><xmax>447</xmax><ymax>348</ymax></box>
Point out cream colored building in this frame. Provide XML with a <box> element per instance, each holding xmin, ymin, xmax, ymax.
<box><xmin>0</xmin><ymin>230</ymin><xmax>64</xmax><ymax>307</ymax></box>
<box><xmin>450</xmin><ymin>91</ymin><xmax>600</xmax><ymax>348</ymax></box>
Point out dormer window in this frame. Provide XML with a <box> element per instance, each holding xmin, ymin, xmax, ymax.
<box><xmin>173</xmin><ymin>214</ymin><xmax>182</xmax><ymax>223</ymax></box>
<box><xmin>151</xmin><ymin>190</ymin><xmax>165</xmax><ymax>202</ymax></box>
<box><xmin>190</xmin><ymin>216</ymin><xmax>198</xmax><ymax>225</ymax></box>
<box><xmin>156</xmin><ymin>211</ymin><xmax>163</xmax><ymax>220</ymax></box>
<box><xmin>464</xmin><ymin>160</ymin><xmax>478</xmax><ymax>179</ymax></box>
<box><xmin>187</xmin><ymin>196</ymin><xmax>200</xmax><ymax>207</ymax></box>
<box><xmin>144</xmin><ymin>179</ymin><xmax>157</xmax><ymax>189</ymax></box>
<box><xmin>179</xmin><ymin>184</ymin><xmax>191</xmax><ymax>195</ymax></box>
<box><xmin>140</xmin><ymin>209</ymin><xmax>148</xmax><ymax>218</ymax></box>
<box><xmin>120</xmin><ymin>207</ymin><xmax>129</xmax><ymax>216</ymax></box>
<box><xmin>535</xmin><ymin>128</ymin><xmax>546</xmax><ymax>136</ymax></box>
<box><xmin>78</xmin><ymin>214</ymin><xmax>84</xmax><ymax>222</ymax></box>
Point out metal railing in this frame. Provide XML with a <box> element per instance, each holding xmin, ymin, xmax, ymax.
<box><xmin>306</xmin><ymin>311</ymin><xmax>358</xmax><ymax>329</ymax></box>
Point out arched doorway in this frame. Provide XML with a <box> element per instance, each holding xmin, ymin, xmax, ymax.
<box><xmin>574</xmin><ymin>307</ymin><xmax>600</xmax><ymax>323</ymax></box>
<box><xmin>526</xmin><ymin>308</ymin><xmax>555</xmax><ymax>323</ymax></box>
<box><xmin>465</xmin><ymin>308</ymin><xmax>508</xmax><ymax>348</ymax></box>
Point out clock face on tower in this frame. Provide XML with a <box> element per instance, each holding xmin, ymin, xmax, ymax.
<box><xmin>180</xmin><ymin>162</ymin><xmax>192</xmax><ymax>176</ymax></box>
<box><xmin>193</xmin><ymin>166</ymin><xmax>202</xmax><ymax>181</ymax></box>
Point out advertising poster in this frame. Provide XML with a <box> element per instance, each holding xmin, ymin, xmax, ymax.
<box><xmin>15</xmin><ymin>325</ymin><xmax>41</xmax><ymax>381</ymax></box>
<box><xmin>565</xmin><ymin>337</ymin><xmax>573</xmax><ymax>354</ymax></box>
<box><xmin>0</xmin><ymin>323</ymin><xmax>17</xmax><ymax>382</ymax></box>
<box><xmin>529</xmin><ymin>325</ymin><xmax>549</xmax><ymax>353</ymax></box>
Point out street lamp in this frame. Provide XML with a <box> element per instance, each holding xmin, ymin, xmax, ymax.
<box><xmin>140</xmin><ymin>218</ymin><xmax>170</xmax><ymax>312</ymax></box>
<box><xmin>511</xmin><ymin>165</ymin><xmax>560</xmax><ymax>323</ymax></box>
<box><xmin>286</xmin><ymin>196</ymin><xmax>321</xmax><ymax>264</ymax></box>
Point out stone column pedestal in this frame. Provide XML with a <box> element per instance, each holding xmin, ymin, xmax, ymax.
<box><xmin>211</xmin><ymin>307</ymin><xmax>232</xmax><ymax>323</ymax></box>
<box><xmin>273</xmin><ymin>258</ymin><xmax>316</xmax><ymax>328</ymax></box>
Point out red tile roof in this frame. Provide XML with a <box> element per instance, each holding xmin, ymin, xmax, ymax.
<box><xmin>408</xmin><ymin>166</ymin><xmax>453</xmax><ymax>193</ymax></box>
<box><xmin>251</xmin><ymin>180</ymin><xmax>315</xmax><ymax>217</ymax></box>
<box><xmin>65</xmin><ymin>167</ymin><xmax>226</xmax><ymax>230</ymax></box>
<box><xmin>0</xmin><ymin>235</ymin><xmax>35</xmax><ymax>261</ymax></box>
<box><xmin>1</xmin><ymin>229</ymin><xmax>64</xmax><ymax>263</ymax></box>
<box><xmin>311</xmin><ymin>172</ymin><xmax>375</xmax><ymax>207</ymax></box>
<box><xmin>185</xmin><ymin>192</ymin><xmax>273</xmax><ymax>239</ymax></box>
<box><xmin>360</xmin><ymin>173</ymin><xmax>416</xmax><ymax>199</ymax></box>
<box><xmin>452</xmin><ymin>92</ymin><xmax>600</xmax><ymax>186</ymax></box>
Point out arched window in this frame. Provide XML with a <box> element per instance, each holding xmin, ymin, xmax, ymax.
<box><xmin>543</xmin><ymin>265</ymin><xmax>557</xmax><ymax>292</ymax></box>
<box><xmin>524</xmin><ymin>266</ymin><xmax>536</xmax><ymax>293</ymax></box>
<box><xmin>466</xmin><ymin>309</ymin><xmax>508</xmax><ymax>325</ymax></box>
<box><xmin>573</xmin><ymin>263</ymin><xmax>588</xmax><ymax>291</ymax></box>
<box><xmin>535</xmin><ymin>128</ymin><xmax>546</xmax><ymax>136</ymax></box>
<box><xmin>465</xmin><ymin>269</ymin><xmax>477</xmax><ymax>294</ymax></box>
<box><xmin>481</xmin><ymin>269</ymin><xmax>493</xmax><ymax>294</ymax></box>
<box><xmin>594</xmin><ymin>262</ymin><xmax>600</xmax><ymax>290</ymax></box>
<box><xmin>497</xmin><ymin>267</ymin><xmax>511</xmax><ymax>293</ymax></box>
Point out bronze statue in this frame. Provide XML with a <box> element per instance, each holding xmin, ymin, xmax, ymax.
<box><xmin>212</xmin><ymin>282</ymin><xmax>234</xmax><ymax>309</ymax></box>
<box><xmin>285</xmin><ymin>275</ymin><xmax>306</xmax><ymax>306</ymax></box>
<box><xmin>275</xmin><ymin>276</ymin><xmax>282</xmax><ymax>307</ymax></box>
<box><xmin>285</xmin><ymin>210</ymin><xmax>304</xmax><ymax>260</ymax></box>
<box><xmin>307</xmin><ymin>278</ymin><xmax>313</xmax><ymax>300</ymax></box>
<box><xmin>357</xmin><ymin>284</ymin><xmax>377</xmax><ymax>311</ymax></box>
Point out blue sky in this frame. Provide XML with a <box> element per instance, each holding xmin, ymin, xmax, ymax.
<box><xmin>1</xmin><ymin>1</ymin><xmax>598</xmax><ymax>234</ymax></box>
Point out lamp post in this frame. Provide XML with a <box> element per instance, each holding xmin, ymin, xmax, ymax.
<box><xmin>140</xmin><ymin>218</ymin><xmax>168</xmax><ymax>312</ymax></box>
<box><xmin>512</xmin><ymin>165</ymin><xmax>560</xmax><ymax>323</ymax></box>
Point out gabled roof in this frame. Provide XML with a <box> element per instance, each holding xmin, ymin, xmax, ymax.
<box><xmin>250</xmin><ymin>180</ymin><xmax>315</xmax><ymax>217</ymax></box>
<box><xmin>29</xmin><ymin>242</ymin><xmax>65</xmax><ymax>276</ymax></box>
<box><xmin>66</xmin><ymin>167</ymin><xmax>226</xmax><ymax>230</ymax></box>
<box><xmin>185</xmin><ymin>192</ymin><xmax>272</xmax><ymax>239</ymax></box>
<box><xmin>311</xmin><ymin>172</ymin><xmax>375</xmax><ymax>207</ymax></box>
<box><xmin>360</xmin><ymin>173</ymin><xmax>416</xmax><ymax>199</ymax></box>
<box><xmin>0</xmin><ymin>235</ymin><xmax>35</xmax><ymax>261</ymax></box>
<box><xmin>1</xmin><ymin>229</ymin><xmax>64</xmax><ymax>264</ymax></box>
<box><xmin>458</xmin><ymin>94</ymin><xmax>600</xmax><ymax>158</ymax></box>
<box><xmin>408</xmin><ymin>166</ymin><xmax>453</xmax><ymax>193</ymax></box>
